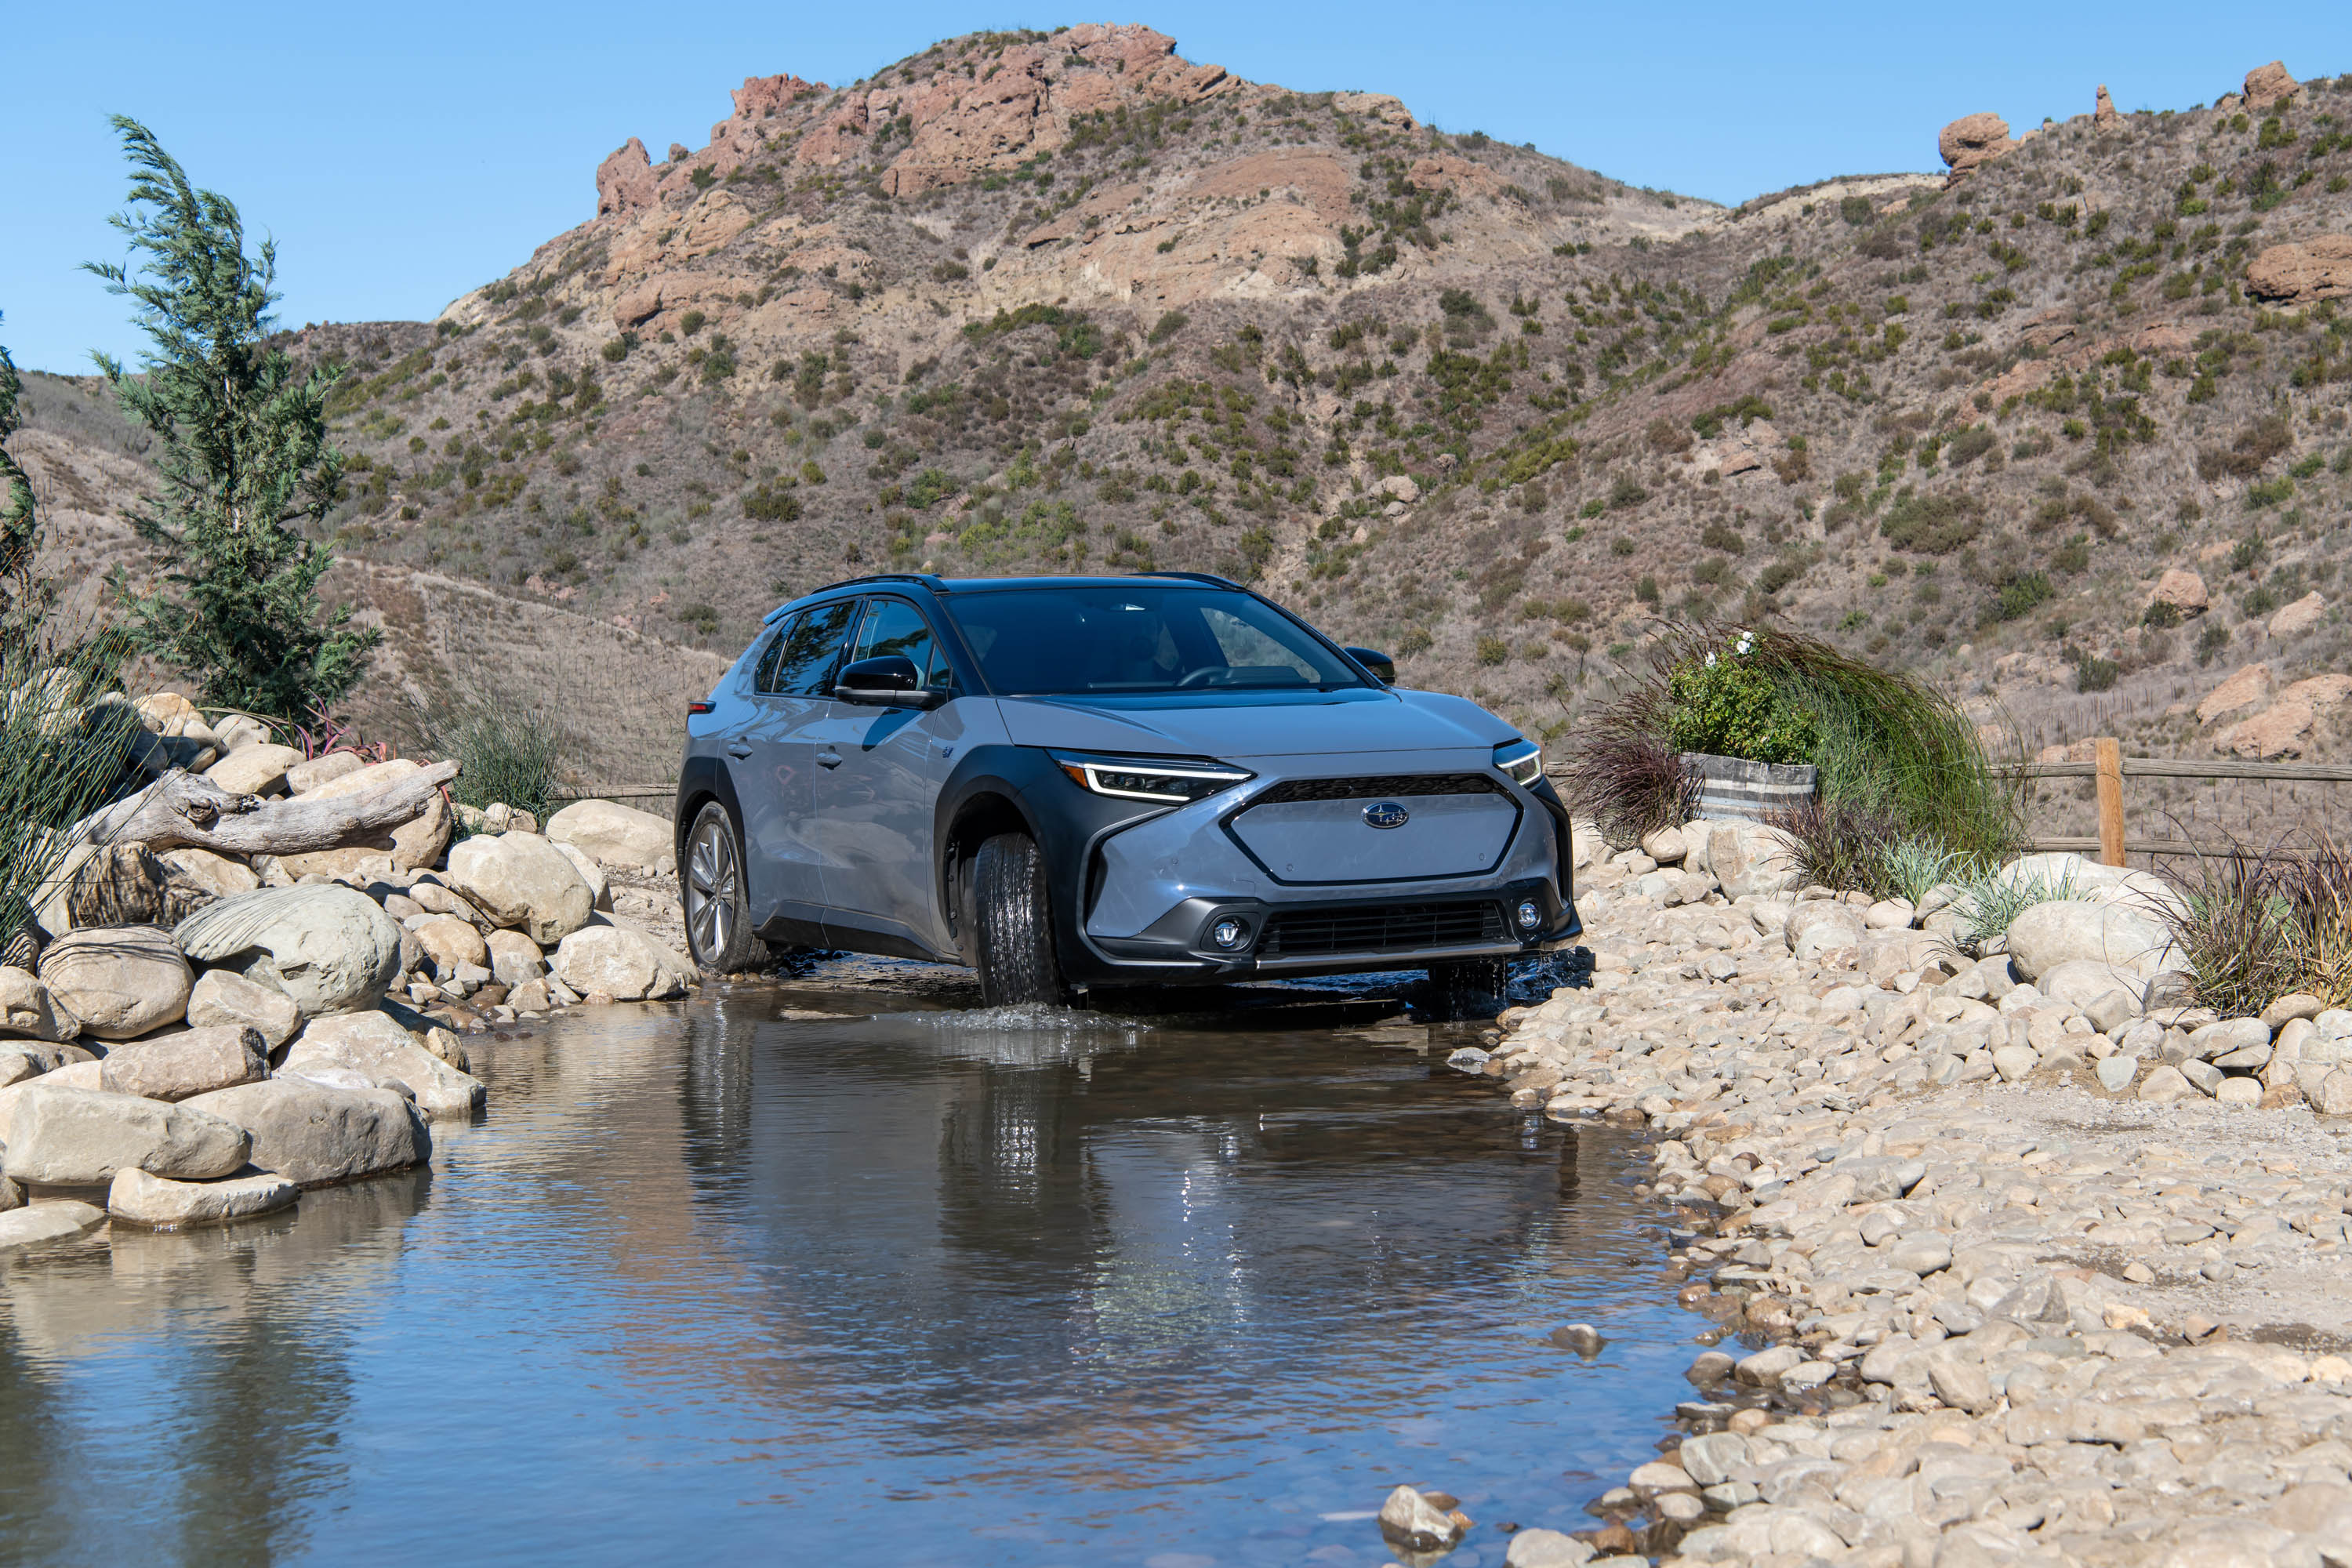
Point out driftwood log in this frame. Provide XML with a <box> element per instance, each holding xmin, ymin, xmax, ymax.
<box><xmin>75</xmin><ymin>760</ymin><xmax>461</xmax><ymax>856</ymax></box>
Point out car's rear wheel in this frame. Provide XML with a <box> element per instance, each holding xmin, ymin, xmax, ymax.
<box><xmin>972</xmin><ymin>832</ymin><xmax>1069</xmax><ymax>1007</ymax></box>
<box><xmin>683</xmin><ymin>801</ymin><xmax>762</xmax><ymax>973</ymax></box>
<box><xmin>1430</xmin><ymin>956</ymin><xmax>1512</xmax><ymax>1018</ymax></box>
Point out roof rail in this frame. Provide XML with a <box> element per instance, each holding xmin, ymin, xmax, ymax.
<box><xmin>764</xmin><ymin>573</ymin><xmax>948</xmax><ymax>622</ymax></box>
<box><xmin>1132</xmin><ymin>571</ymin><xmax>1240</xmax><ymax>588</ymax></box>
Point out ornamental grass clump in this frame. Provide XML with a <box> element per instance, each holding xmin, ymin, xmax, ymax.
<box><xmin>2161</xmin><ymin>832</ymin><xmax>2352</xmax><ymax>1016</ymax></box>
<box><xmin>0</xmin><ymin>634</ymin><xmax>137</xmax><ymax>960</ymax></box>
<box><xmin>1563</xmin><ymin>619</ymin><xmax>2020</xmax><ymax>872</ymax></box>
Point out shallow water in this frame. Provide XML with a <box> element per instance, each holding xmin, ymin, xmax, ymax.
<box><xmin>0</xmin><ymin>969</ymin><xmax>1702</xmax><ymax>1566</ymax></box>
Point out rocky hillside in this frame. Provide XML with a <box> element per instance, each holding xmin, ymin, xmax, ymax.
<box><xmin>19</xmin><ymin>29</ymin><xmax>2352</xmax><ymax>798</ymax></box>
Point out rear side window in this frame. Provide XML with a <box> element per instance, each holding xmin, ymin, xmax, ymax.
<box><xmin>760</xmin><ymin>601</ymin><xmax>858</xmax><ymax>695</ymax></box>
<box><xmin>752</xmin><ymin>624</ymin><xmax>789</xmax><ymax>692</ymax></box>
<box><xmin>849</xmin><ymin>597</ymin><xmax>951</xmax><ymax>688</ymax></box>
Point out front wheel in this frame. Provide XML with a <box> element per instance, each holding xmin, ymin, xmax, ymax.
<box><xmin>972</xmin><ymin>832</ymin><xmax>1070</xmax><ymax>1007</ymax></box>
<box><xmin>683</xmin><ymin>801</ymin><xmax>762</xmax><ymax>973</ymax></box>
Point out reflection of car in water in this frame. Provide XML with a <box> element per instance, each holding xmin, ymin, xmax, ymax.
<box><xmin>675</xmin><ymin>572</ymin><xmax>1581</xmax><ymax>1004</ymax></box>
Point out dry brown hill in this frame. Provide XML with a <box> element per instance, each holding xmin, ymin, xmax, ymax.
<box><xmin>17</xmin><ymin>29</ymin><xmax>2352</xmax><ymax>801</ymax></box>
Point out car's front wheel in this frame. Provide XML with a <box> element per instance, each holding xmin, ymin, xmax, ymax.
<box><xmin>971</xmin><ymin>832</ymin><xmax>1070</xmax><ymax>1007</ymax></box>
<box><xmin>683</xmin><ymin>800</ymin><xmax>762</xmax><ymax>973</ymax></box>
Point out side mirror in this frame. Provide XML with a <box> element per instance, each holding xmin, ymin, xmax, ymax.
<box><xmin>833</xmin><ymin>655</ymin><xmax>946</xmax><ymax>709</ymax></box>
<box><xmin>1345</xmin><ymin>646</ymin><xmax>1396</xmax><ymax>686</ymax></box>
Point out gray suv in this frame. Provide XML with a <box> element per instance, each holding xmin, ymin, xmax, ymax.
<box><xmin>675</xmin><ymin>573</ymin><xmax>1580</xmax><ymax>1004</ymax></box>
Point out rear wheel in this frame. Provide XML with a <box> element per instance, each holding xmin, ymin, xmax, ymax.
<box><xmin>1430</xmin><ymin>957</ymin><xmax>1512</xmax><ymax>1018</ymax></box>
<box><xmin>683</xmin><ymin>801</ymin><xmax>762</xmax><ymax>973</ymax></box>
<box><xmin>972</xmin><ymin>832</ymin><xmax>1069</xmax><ymax>1007</ymax></box>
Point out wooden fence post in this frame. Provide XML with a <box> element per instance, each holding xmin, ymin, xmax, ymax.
<box><xmin>2094</xmin><ymin>736</ymin><xmax>2126</xmax><ymax>867</ymax></box>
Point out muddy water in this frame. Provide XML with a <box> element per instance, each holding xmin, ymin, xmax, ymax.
<box><xmin>0</xmin><ymin>967</ymin><xmax>1700</xmax><ymax>1566</ymax></box>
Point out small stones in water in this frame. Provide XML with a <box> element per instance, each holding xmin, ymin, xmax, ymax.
<box><xmin>1444</xmin><ymin>1047</ymin><xmax>1491</xmax><ymax>1074</ymax></box>
<box><xmin>1683</xmin><ymin>1348</ymin><xmax>1735</xmax><ymax>1385</ymax></box>
<box><xmin>1548</xmin><ymin>1323</ymin><xmax>1606</xmax><ymax>1355</ymax></box>
<box><xmin>1375</xmin><ymin>1484</ymin><xmax>1467</xmax><ymax>1553</ymax></box>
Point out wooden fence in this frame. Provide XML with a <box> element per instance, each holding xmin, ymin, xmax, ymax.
<box><xmin>1997</xmin><ymin>741</ymin><xmax>2352</xmax><ymax>865</ymax></box>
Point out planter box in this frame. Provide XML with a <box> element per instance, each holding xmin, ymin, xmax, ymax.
<box><xmin>1681</xmin><ymin>751</ymin><xmax>1817</xmax><ymax>823</ymax></box>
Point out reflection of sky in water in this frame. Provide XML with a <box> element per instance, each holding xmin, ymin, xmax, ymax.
<box><xmin>0</xmin><ymin>989</ymin><xmax>1701</xmax><ymax>1566</ymax></box>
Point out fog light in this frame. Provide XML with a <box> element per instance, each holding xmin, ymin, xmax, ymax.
<box><xmin>1210</xmin><ymin>917</ymin><xmax>1250</xmax><ymax>950</ymax></box>
<box><xmin>1515</xmin><ymin>900</ymin><xmax>1542</xmax><ymax>931</ymax></box>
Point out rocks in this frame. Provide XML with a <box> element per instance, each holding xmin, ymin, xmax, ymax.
<box><xmin>98</xmin><ymin>1026</ymin><xmax>269</xmax><ymax>1102</ymax></box>
<box><xmin>1938</xmin><ymin>112</ymin><xmax>2019</xmax><ymax>178</ymax></box>
<box><xmin>181</xmin><ymin>1077</ymin><xmax>429</xmax><ymax>1186</ymax></box>
<box><xmin>2267</xmin><ymin>590</ymin><xmax>2329</xmax><ymax>638</ymax></box>
<box><xmin>184</xmin><ymin>967</ymin><xmax>301</xmax><ymax>1050</ymax></box>
<box><xmin>2</xmin><ymin>1087</ymin><xmax>249</xmax><ymax>1185</ymax></box>
<box><xmin>2221</xmin><ymin>699</ymin><xmax>2316</xmax><ymax>760</ymax></box>
<box><xmin>441</xmin><ymin>833</ymin><xmax>595</xmax><ymax>945</ymax></box>
<box><xmin>2263</xmin><ymin>993</ymin><xmax>2326</xmax><ymax>1029</ymax></box>
<box><xmin>413</xmin><ymin>916</ymin><xmax>490</xmax><ymax>980</ymax></box>
<box><xmin>281</xmin><ymin>757</ymin><xmax>454</xmax><ymax>873</ymax></box>
<box><xmin>2096</xmin><ymin>1053</ymin><xmax>2140</xmax><ymax>1093</ymax></box>
<box><xmin>1697</xmin><ymin>819</ymin><xmax>1802</xmax><ymax>899</ymax></box>
<box><xmin>1503</xmin><ymin>1527</ymin><xmax>1593</xmax><ymax>1567</ymax></box>
<box><xmin>204</xmin><ymin>742</ymin><xmax>304</xmax><ymax>797</ymax></box>
<box><xmin>2139</xmin><ymin>1062</ymin><xmax>2194</xmax><ymax>1102</ymax></box>
<box><xmin>107</xmin><ymin>1166</ymin><xmax>296</xmax><ymax>1229</ymax></box>
<box><xmin>174</xmin><ymin>884</ymin><xmax>405</xmax><ymax>1017</ymax></box>
<box><xmin>279</xmin><ymin>1008</ymin><xmax>485</xmax><ymax>1121</ymax></box>
<box><xmin>36</xmin><ymin>926</ymin><xmax>194</xmax><ymax>1040</ymax></box>
<box><xmin>2314</xmin><ymin>1069</ymin><xmax>2352</xmax><ymax>1116</ymax></box>
<box><xmin>2001</xmin><ymin>899</ymin><xmax>2172</xmax><ymax>980</ymax></box>
<box><xmin>552</xmin><ymin>921</ymin><xmax>694</xmax><ymax>1001</ymax></box>
<box><xmin>2246</xmin><ymin>235</ymin><xmax>2352</xmax><ymax>306</ymax></box>
<box><xmin>2145</xmin><ymin>568</ymin><xmax>2208</xmax><ymax>618</ymax></box>
<box><xmin>546</xmin><ymin>799</ymin><xmax>676</xmax><ymax>873</ymax></box>
<box><xmin>1375</xmin><ymin>1485</ymin><xmax>1464</xmax><ymax>1552</ymax></box>
<box><xmin>0</xmin><ymin>966</ymin><xmax>82</xmax><ymax>1043</ymax></box>
<box><xmin>2094</xmin><ymin>82</ymin><xmax>2118</xmax><ymax>126</ymax></box>
<box><xmin>1638</xmin><ymin>825</ymin><xmax>1686</xmax><ymax>865</ymax></box>
<box><xmin>485</xmin><ymin>928</ymin><xmax>546</xmax><ymax>987</ymax></box>
<box><xmin>158</xmin><ymin>846</ymin><xmax>261</xmax><ymax>901</ymax></box>
<box><xmin>282</xmin><ymin>751</ymin><xmax>365</xmax><ymax>796</ymax></box>
<box><xmin>1734</xmin><ymin>1344</ymin><xmax>1805</xmax><ymax>1387</ymax></box>
<box><xmin>0</xmin><ymin>1200</ymin><xmax>106</xmax><ymax>1250</ymax></box>
<box><xmin>2243</xmin><ymin>60</ymin><xmax>2300</xmax><ymax>113</ymax></box>
<box><xmin>2197</xmin><ymin>661</ymin><xmax>2274</xmax><ymax>724</ymax></box>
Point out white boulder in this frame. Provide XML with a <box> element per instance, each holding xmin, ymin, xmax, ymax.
<box><xmin>36</xmin><ymin>926</ymin><xmax>193</xmax><ymax>1040</ymax></box>
<box><xmin>546</xmin><ymin>799</ymin><xmax>674</xmax><ymax>873</ymax></box>
<box><xmin>441</xmin><ymin>833</ymin><xmax>594</xmax><ymax>945</ymax></box>
<box><xmin>175</xmin><ymin>884</ymin><xmax>405</xmax><ymax>1017</ymax></box>
<box><xmin>552</xmin><ymin>920</ymin><xmax>695</xmax><ymax>1000</ymax></box>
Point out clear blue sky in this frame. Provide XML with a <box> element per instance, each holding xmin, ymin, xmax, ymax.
<box><xmin>4</xmin><ymin>2</ymin><xmax>2343</xmax><ymax>372</ymax></box>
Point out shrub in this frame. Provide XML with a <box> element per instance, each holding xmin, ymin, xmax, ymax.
<box><xmin>412</xmin><ymin>691</ymin><xmax>565</xmax><ymax>821</ymax></box>
<box><xmin>1699</xmin><ymin>521</ymin><xmax>1745</xmax><ymax>554</ymax></box>
<box><xmin>1994</xmin><ymin>570</ymin><xmax>2053</xmax><ymax>620</ymax></box>
<box><xmin>1606</xmin><ymin>474</ymin><xmax>1647</xmax><ymax>510</ymax></box>
<box><xmin>1664</xmin><ymin>630</ymin><xmax>1818</xmax><ymax>764</ymax></box>
<box><xmin>2075</xmin><ymin>654</ymin><xmax>2119</xmax><ymax>692</ymax></box>
<box><xmin>1951</xmin><ymin>862</ymin><xmax>2080</xmax><ymax>959</ymax></box>
<box><xmin>0</xmin><ymin>636</ymin><xmax>136</xmax><ymax>958</ymax></box>
<box><xmin>742</xmin><ymin>484</ymin><xmax>802</xmax><ymax>523</ymax></box>
<box><xmin>1776</xmin><ymin>797</ymin><xmax>1904</xmax><ymax>897</ymax></box>
<box><xmin>1879</xmin><ymin>488</ymin><xmax>1981</xmax><ymax>553</ymax></box>
<box><xmin>1475</xmin><ymin>634</ymin><xmax>1508</xmax><ymax>666</ymax></box>
<box><xmin>679</xmin><ymin>310</ymin><xmax>706</xmax><ymax>336</ymax></box>
<box><xmin>1881</xmin><ymin>837</ymin><xmax>1962</xmax><ymax>906</ymax></box>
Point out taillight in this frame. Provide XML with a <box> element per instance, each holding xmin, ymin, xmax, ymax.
<box><xmin>687</xmin><ymin>700</ymin><xmax>715</xmax><ymax>716</ymax></box>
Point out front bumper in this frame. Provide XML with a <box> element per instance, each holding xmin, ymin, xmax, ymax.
<box><xmin>1051</xmin><ymin>758</ymin><xmax>1580</xmax><ymax>989</ymax></box>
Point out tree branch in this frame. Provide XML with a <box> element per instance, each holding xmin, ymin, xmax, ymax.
<box><xmin>77</xmin><ymin>760</ymin><xmax>459</xmax><ymax>856</ymax></box>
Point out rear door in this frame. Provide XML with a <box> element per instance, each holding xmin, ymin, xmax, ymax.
<box><xmin>738</xmin><ymin>598</ymin><xmax>858</xmax><ymax>928</ymax></box>
<box><xmin>805</xmin><ymin>595</ymin><xmax>971</xmax><ymax>956</ymax></box>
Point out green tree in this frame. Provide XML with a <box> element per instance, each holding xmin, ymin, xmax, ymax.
<box><xmin>85</xmin><ymin>117</ymin><xmax>376</xmax><ymax>719</ymax></box>
<box><xmin>0</xmin><ymin>319</ymin><xmax>53</xmax><ymax>654</ymax></box>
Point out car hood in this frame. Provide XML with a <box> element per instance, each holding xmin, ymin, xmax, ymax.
<box><xmin>992</xmin><ymin>687</ymin><xmax>1515</xmax><ymax>760</ymax></box>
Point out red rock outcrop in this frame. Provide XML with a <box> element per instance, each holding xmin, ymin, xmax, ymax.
<box><xmin>2245</xmin><ymin>236</ymin><xmax>2352</xmax><ymax>304</ymax></box>
<box><xmin>596</xmin><ymin>138</ymin><xmax>660</xmax><ymax>220</ymax></box>
<box><xmin>2243</xmin><ymin>61</ymin><xmax>2299</xmax><ymax>113</ymax></box>
<box><xmin>1938</xmin><ymin>113</ymin><xmax>2018</xmax><ymax>182</ymax></box>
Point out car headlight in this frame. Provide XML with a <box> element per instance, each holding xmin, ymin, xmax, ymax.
<box><xmin>1051</xmin><ymin>751</ymin><xmax>1255</xmax><ymax>804</ymax></box>
<box><xmin>1494</xmin><ymin>738</ymin><xmax>1543</xmax><ymax>787</ymax></box>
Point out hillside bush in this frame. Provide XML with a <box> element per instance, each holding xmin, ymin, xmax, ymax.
<box><xmin>2160</xmin><ymin>835</ymin><xmax>2352</xmax><ymax>1015</ymax></box>
<box><xmin>413</xmin><ymin>690</ymin><xmax>565</xmax><ymax>821</ymax></box>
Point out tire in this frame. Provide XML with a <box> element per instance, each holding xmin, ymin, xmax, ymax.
<box><xmin>682</xmin><ymin>800</ymin><xmax>762</xmax><ymax>973</ymax></box>
<box><xmin>972</xmin><ymin>832</ymin><xmax>1069</xmax><ymax>1007</ymax></box>
<box><xmin>1430</xmin><ymin>956</ymin><xmax>1512</xmax><ymax>1018</ymax></box>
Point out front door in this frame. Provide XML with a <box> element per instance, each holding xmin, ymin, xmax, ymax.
<box><xmin>737</xmin><ymin>598</ymin><xmax>858</xmax><ymax>932</ymax></box>
<box><xmin>805</xmin><ymin>596</ymin><xmax>969</xmax><ymax>957</ymax></box>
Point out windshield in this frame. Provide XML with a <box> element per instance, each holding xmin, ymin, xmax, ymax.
<box><xmin>942</xmin><ymin>586</ymin><xmax>1370</xmax><ymax>697</ymax></box>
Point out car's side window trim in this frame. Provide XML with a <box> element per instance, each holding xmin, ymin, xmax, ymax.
<box><xmin>848</xmin><ymin>594</ymin><xmax>958</xmax><ymax>694</ymax></box>
<box><xmin>752</xmin><ymin>616</ymin><xmax>796</xmax><ymax>695</ymax></box>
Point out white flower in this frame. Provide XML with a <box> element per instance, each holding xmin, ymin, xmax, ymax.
<box><xmin>1705</xmin><ymin>652</ymin><xmax>1717</xmax><ymax>667</ymax></box>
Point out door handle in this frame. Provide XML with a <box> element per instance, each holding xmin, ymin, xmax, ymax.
<box><xmin>726</xmin><ymin>743</ymin><xmax>753</xmax><ymax>759</ymax></box>
<box><xmin>817</xmin><ymin>750</ymin><xmax>844</xmax><ymax>769</ymax></box>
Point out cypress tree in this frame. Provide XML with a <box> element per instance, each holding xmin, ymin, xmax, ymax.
<box><xmin>86</xmin><ymin>116</ymin><xmax>376</xmax><ymax>720</ymax></box>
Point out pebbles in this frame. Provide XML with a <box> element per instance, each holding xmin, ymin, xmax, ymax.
<box><xmin>1476</xmin><ymin>852</ymin><xmax>2352</xmax><ymax>1566</ymax></box>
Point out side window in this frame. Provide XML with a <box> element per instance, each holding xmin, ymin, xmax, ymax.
<box><xmin>752</xmin><ymin>622</ymin><xmax>791</xmax><ymax>694</ymax></box>
<box><xmin>850</xmin><ymin>597</ymin><xmax>952</xmax><ymax>689</ymax></box>
<box><xmin>766</xmin><ymin>601</ymin><xmax>858</xmax><ymax>696</ymax></box>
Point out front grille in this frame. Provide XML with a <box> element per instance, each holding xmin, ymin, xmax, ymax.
<box><xmin>1258</xmin><ymin>900</ymin><xmax>1506</xmax><ymax>956</ymax></box>
<box><xmin>1254</xmin><ymin>772</ymin><xmax>1500</xmax><ymax>804</ymax></box>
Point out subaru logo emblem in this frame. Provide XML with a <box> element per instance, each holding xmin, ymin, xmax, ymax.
<box><xmin>1362</xmin><ymin>800</ymin><xmax>1410</xmax><ymax>829</ymax></box>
